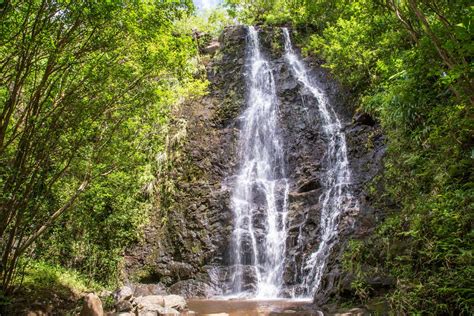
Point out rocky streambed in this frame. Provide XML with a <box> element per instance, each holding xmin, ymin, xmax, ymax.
<box><xmin>80</xmin><ymin>285</ymin><xmax>369</xmax><ymax>316</ymax></box>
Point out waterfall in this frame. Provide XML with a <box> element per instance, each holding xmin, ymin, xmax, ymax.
<box><xmin>228</xmin><ymin>26</ymin><xmax>290</xmax><ymax>298</ymax></box>
<box><xmin>282</xmin><ymin>28</ymin><xmax>355</xmax><ymax>297</ymax></box>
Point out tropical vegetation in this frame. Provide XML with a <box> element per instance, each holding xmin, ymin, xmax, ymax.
<box><xmin>226</xmin><ymin>0</ymin><xmax>473</xmax><ymax>313</ymax></box>
<box><xmin>0</xmin><ymin>0</ymin><xmax>472</xmax><ymax>314</ymax></box>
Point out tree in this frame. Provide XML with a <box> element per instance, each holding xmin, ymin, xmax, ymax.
<box><xmin>0</xmin><ymin>0</ymin><xmax>199</xmax><ymax>293</ymax></box>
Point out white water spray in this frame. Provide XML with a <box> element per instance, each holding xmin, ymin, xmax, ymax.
<box><xmin>282</xmin><ymin>28</ymin><xmax>356</xmax><ymax>297</ymax></box>
<box><xmin>228</xmin><ymin>26</ymin><xmax>290</xmax><ymax>298</ymax></box>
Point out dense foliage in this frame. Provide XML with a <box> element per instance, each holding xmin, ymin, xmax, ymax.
<box><xmin>0</xmin><ymin>0</ymin><xmax>206</xmax><ymax>295</ymax></box>
<box><xmin>1</xmin><ymin>0</ymin><xmax>472</xmax><ymax>313</ymax></box>
<box><xmin>226</xmin><ymin>0</ymin><xmax>473</xmax><ymax>314</ymax></box>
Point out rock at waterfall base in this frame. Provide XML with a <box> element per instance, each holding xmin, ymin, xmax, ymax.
<box><xmin>135</xmin><ymin>295</ymin><xmax>165</xmax><ymax>307</ymax></box>
<box><xmin>80</xmin><ymin>293</ymin><xmax>103</xmax><ymax>316</ymax></box>
<box><xmin>163</xmin><ymin>294</ymin><xmax>187</xmax><ymax>310</ymax></box>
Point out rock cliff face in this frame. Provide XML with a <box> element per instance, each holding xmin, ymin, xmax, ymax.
<box><xmin>125</xmin><ymin>25</ymin><xmax>385</xmax><ymax>304</ymax></box>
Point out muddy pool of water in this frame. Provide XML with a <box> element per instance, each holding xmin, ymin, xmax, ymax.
<box><xmin>187</xmin><ymin>299</ymin><xmax>322</xmax><ymax>316</ymax></box>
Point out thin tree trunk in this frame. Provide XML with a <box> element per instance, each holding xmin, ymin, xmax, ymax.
<box><xmin>17</xmin><ymin>178</ymin><xmax>90</xmax><ymax>255</ymax></box>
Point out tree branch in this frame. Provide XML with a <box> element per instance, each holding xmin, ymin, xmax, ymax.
<box><xmin>16</xmin><ymin>178</ymin><xmax>90</xmax><ymax>255</ymax></box>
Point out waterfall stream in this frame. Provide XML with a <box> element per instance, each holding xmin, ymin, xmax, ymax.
<box><xmin>228</xmin><ymin>26</ymin><xmax>290</xmax><ymax>298</ymax></box>
<box><xmin>282</xmin><ymin>28</ymin><xmax>355</xmax><ymax>297</ymax></box>
<box><xmin>226</xmin><ymin>26</ymin><xmax>355</xmax><ymax>299</ymax></box>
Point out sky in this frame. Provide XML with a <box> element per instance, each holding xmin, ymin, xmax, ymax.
<box><xmin>193</xmin><ymin>0</ymin><xmax>222</xmax><ymax>11</ymax></box>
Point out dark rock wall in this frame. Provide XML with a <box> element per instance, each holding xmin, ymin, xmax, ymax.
<box><xmin>125</xmin><ymin>25</ymin><xmax>386</xmax><ymax>302</ymax></box>
<box><xmin>124</xmin><ymin>26</ymin><xmax>247</xmax><ymax>293</ymax></box>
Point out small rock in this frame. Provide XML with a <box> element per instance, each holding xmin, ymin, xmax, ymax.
<box><xmin>80</xmin><ymin>293</ymin><xmax>104</xmax><ymax>316</ymax></box>
<box><xmin>114</xmin><ymin>286</ymin><xmax>134</xmax><ymax>302</ymax></box>
<box><xmin>99</xmin><ymin>290</ymin><xmax>112</xmax><ymax>298</ymax></box>
<box><xmin>203</xmin><ymin>41</ymin><xmax>220</xmax><ymax>54</ymax></box>
<box><xmin>26</xmin><ymin>311</ymin><xmax>47</xmax><ymax>316</ymax></box>
<box><xmin>115</xmin><ymin>299</ymin><xmax>133</xmax><ymax>312</ymax></box>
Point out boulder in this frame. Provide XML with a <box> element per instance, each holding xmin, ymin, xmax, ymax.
<box><xmin>80</xmin><ymin>293</ymin><xmax>103</xmax><ymax>316</ymax></box>
<box><xmin>135</xmin><ymin>295</ymin><xmax>165</xmax><ymax>307</ymax></box>
<box><xmin>168</xmin><ymin>261</ymin><xmax>194</xmax><ymax>279</ymax></box>
<box><xmin>136</xmin><ymin>302</ymin><xmax>179</xmax><ymax>316</ymax></box>
<box><xmin>163</xmin><ymin>295</ymin><xmax>187</xmax><ymax>311</ymax></box>
<box><xmin>158</xmin><ymin>307</ymin><xmax>180</xmax><ymax>316</ymax></box>
<box><xmin>137</xmin><ymin>312</ymin><xmax>156</xmax><ymax>316</ymax></box>
<box><xmin>137</xmin><ymin>302</ymin><xmax>163</xmax><ymax>313</ymax></box>
<box><xmin>169</xmin><ymin>279</ymin><xmax>217</xmax><ymax>298</ymax></box>
<box><xmin>134</xmin><ymin>283</ymin><xmax>168</xmax><ymax>297</ymax></box>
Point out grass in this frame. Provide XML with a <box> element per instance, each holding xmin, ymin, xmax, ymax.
<box><xmin>1</xmin><ymin>260</ymin><xmax>108</xmax><ymax>315</ymax></box>
<box><xmin>18</xmin><ymin>260</ymin><xmax>105</xmax><ymax>295</ymax></box>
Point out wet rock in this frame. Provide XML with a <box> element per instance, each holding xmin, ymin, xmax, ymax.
<box><xmin>281</xmin><ymin>78</ymin><xmax>298</xmax><ymax>90</ymax></box>
<box><xmin>297</xmin><ymin>179</ymin><xmax>321</xmax><ymax>193</ymax></box>
<box><xmin>169</xmin><ymin>279</ymin><xmax>218</xmax><ymax>298</ymax></box>
<box><xmin>353</xmin><ymin>112</ymin><xmax>375</xmax><ymax>126</ymax></box>
<box><xmin>80</xmin><ymin>293</ymin><xmax>103</xmax><ymax>316</ymax></box>
<box><xmin>124</xmin><ymin>25</ymin><xmax>245</xmax><ymax>291</ymax></box>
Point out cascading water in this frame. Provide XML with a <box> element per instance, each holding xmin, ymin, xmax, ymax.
<box><xmin>228</xmin><ymin>26</ymin><xmax>289</xmax><ymax>298</ymax></box>
<box><xmin>282</xmin><ymin>28</ymin><xmax>356</xmax><ymax>297</ymax></box>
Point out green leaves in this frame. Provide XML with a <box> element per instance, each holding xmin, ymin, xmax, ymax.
<box><xmin>227</xmin><ymin>0</ymin><xmax>473</xmax><ymax>313</ymax></box>
<box><xmin>0</xmin><ymin>0</ymin><xmax>203</xmax><ymax>290</ymax></box>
